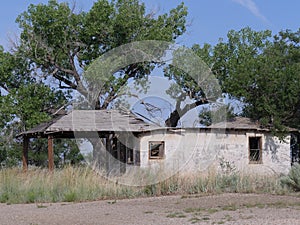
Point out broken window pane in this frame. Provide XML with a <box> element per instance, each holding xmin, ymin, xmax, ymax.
<box><xmin>149</xmin><ymin>141</ymin><xmax>165</xmax><ymax>159</ymax></box>
<box><xmin>249</xmin><ymin>137</ymin><xmax>262</xmax><ymax>163</ymax></box>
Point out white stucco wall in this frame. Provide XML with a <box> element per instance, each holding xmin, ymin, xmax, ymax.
<box><xmin>139</xmin><ymin>129</ymin><xmax>205</xmax><ymax>173</ymax></box>
<box><xmin>138</xmin><ymin>129</ymin><xmax>291</xmax><ymax>175</ymax></box>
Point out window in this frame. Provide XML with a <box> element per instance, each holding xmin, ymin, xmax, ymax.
<box><xmin>249</xmin><ymin>137</ymin><xmax>262</xmax><ymax>163</ymax></box>
<box><xmin>149</xmin><ymin>141</ymin><xmax>165</xmax><ymax>159</ymax></box>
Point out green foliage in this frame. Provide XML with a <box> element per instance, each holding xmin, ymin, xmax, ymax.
<box><xmin>0</xmin><ymin>46</ymin><xmax>32</xmax><ymax>93</ymax></box>
<box><xmin>63</xmin><ymin>191</ymin><xmax>77</xmax><ymax>202</ymax></box>
<box><xmin>1</xmin><ymin>83</ymin><xmax>65</xmax><ymax>130</ymax></box>
<box><xmin>16</xmin><ymin>0</ymin><xmax>188</xmax><ymax>110</ymax></box>
<box><xmin>281</xmin><ymin>163</ymin><xmax>300</xmax><ymax>191</ymax></box>
<box><xmin>197</xmin><ymin>27</ymin><xmax>300</xmax><ymax>136</ymax></box>
<box><xmin>0</xmin><ymin>42</ymin><xmax>82</xmax><ymax>168</ymax></box>
<box><xmin>54</xmin><ymin>139</ymin><xmax>84</xmax><ymax>166</ymax></box>
<box><xmin>28</xmin><ymin>139</ymin><xmax>83</xmax><ymax>168</ymax></box>
<box><xmin>162</xmin><ymin>45</ymin><xmax>224</xmax><ymax>127</ymax></box>
<box><xmin>0</xmin><ymin>133</ymin><xmax>22</xmax><ymax>168</ymax></box>
<box><xmin>199</xmin><ymin>104</ymin><xmax>235</xmax><ymax>126</ymax></box>
<box><xmin>0</xmin><ymin>83</ymin><xmax>69</xmax><ymax>167</ymax></box>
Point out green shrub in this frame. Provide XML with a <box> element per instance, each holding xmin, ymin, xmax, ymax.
<box><xmin>64</xmin><ymin>191</ymin><xmax>77</xmax><ymax>202</ymax></box>
<box><xmin>281</xmin><ymin>163</ymin><xmax>300</xmax><ymax>191</ymax></box>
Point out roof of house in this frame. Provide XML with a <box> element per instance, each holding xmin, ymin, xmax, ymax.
<box><xmin>208</xmin><ymin>117</ymin><xmax>267</xmax><ymax>131</ymax></box>
<box><xmin>20</xmin><ymin>110</ymin><xmax>284</xmax><ymax>139</ymax></box>
<box><xmin>20</xmin><ymin>109</ymin><xmax>160</xmax><ymax>138</ymax></box>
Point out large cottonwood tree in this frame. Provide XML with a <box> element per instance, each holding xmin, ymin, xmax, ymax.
<box><xmin>16</xmin><ymin>0</ymin><xmax>188</xmax><ymax>113</ymax></box>
<box><xmin>14</xmin><ymin>0</ymin><xmax>300</xmax><ymax>133</ymax></box>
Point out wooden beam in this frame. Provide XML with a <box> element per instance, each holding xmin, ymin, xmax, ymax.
<box><xmin>105</xmin><ymin>134</ymin><xmax>111</xmax><ymax>174</ymax></box>
<box><xmin>22</xmin><ymin>137</ymin><xmax>29</xmax><ymax>172</ymax></box>
<box><xmin>48</xmin><ymin>135</ymin><xmax>54</xmax><ymax>171</ymax></box>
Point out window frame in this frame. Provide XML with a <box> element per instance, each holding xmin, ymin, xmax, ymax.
<box><xmin>248</xmin><ymin>136</ymin><xmax>262</xmax><ymax>164</ymax></box>
<box><xmin>149</xmin><ymin>141</ymin><xmax>165</xmax><ymax>160</ymax></box>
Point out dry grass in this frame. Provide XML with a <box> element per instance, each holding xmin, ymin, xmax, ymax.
<box><xmin>0</xmin><ymin>166</ymin><xmax>139</xmax><ymax>204</ymax></box>
<box><xmin>0</xmin><ymin>166</ymin><xmax>290</xmax><ymax>204</ymax></box>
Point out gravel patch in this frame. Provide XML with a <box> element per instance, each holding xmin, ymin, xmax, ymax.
<box><xmin>1</xmin><ymin>193</ymin><xmax>300</xmax><ymax>225</ymax></box>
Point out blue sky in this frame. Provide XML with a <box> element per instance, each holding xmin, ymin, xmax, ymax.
<box><xmin>0</xmin><ymin>0</ymin><xmax>299</xmax><ymax>50</ymax></box>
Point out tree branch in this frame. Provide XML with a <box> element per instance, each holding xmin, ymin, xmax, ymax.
<box><xmin>46</xmin><ymin>52</ymin><xmax>89</xmax><ymax>98</ymax></box>
<box><xmin>52</xmin><ymin>72</ymin><xmax>77</xmax><ymax>90</ymax></box>
<box><xmin>165</xmin><ymin>98</ymin><xmax>208</xmax><ymax>127</ymax></box>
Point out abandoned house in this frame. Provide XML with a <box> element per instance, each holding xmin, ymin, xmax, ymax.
<box><xmin>20</xmin><ymin>110</ymin><xmax>299</xmax><ymax>176</ymax></box>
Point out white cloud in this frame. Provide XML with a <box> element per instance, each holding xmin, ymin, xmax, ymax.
<box><xmin>232</xmin><ymin>0</ymin><xmax>270</xmax><ymax>24</ymax></box>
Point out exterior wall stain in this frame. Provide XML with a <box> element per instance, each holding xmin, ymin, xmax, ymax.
<box><xmin>138</xmin><ymin>129</ymin><xmax>291</xmax><ymax>175</ymax></box>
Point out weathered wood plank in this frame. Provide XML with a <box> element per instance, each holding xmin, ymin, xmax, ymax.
<box><xmin>48</xmin><ymin>135</ymin><xmax>54</xmax><ymax>171</ymax></box>
<box><xmin>22</xmin><ymin>137</ymin><xmax>29</xmax><ymax>172</ymax></box>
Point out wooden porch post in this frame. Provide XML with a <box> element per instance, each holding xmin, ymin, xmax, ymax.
<box><xmin>48</xmin><ymin>135</ymin><xmax>54</xmax><ymax>171</ymax></box>
<box><xmin>22</xmin><ymin>137</ymin><xmax>29</xmax><ymax>172</ymax></box>
<box><xmin>105</xmin><ymin>134</ymin><xmax>111</xmax><ymax>174</ymax></box>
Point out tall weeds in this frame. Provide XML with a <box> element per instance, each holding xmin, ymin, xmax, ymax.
<box><xmin>0</xmin><ymin>166</ymin><xmax>289</xmax><ymax>204</ymax></box>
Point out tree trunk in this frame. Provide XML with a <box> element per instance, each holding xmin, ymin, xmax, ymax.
<box><xmin>165</xmin><ymin>99</ymin><xmax>208</xmax><ymax>127</ymax></box>
<box><xmin>88</xmin><ymin>134</ymin><xmax>107</xmax><ymax>172</ymax></box>
<box><xmin>165</xmin><ymin>110</ymin><xmax>180</xmax><ymax>127</ymax></box>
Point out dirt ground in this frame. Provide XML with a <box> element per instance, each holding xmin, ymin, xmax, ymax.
<box><xmin>1</xmin><ymin>193</ymin><xmax>300</xmax><ymax>225</ymax></box>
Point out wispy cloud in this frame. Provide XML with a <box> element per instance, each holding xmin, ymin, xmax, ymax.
<box><xmin>232</xmin><ymin>0</ymin><xmax>270</xmax><ymax>24</ymax></box>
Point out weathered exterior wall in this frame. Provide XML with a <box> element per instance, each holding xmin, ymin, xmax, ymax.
<box><xmin>138</xmin><ymin>129</ymin><xmax>291</xmax><ymax>175</ymax></box>
<box><xmin>203</xmin><ymin>131</ymin><xmax>292</xmax><ymax>175</ymax></box>
<box><xmin>139</xmin><ymin>129</ymin><xmax>204</xmax><ymax>173</ymax></box>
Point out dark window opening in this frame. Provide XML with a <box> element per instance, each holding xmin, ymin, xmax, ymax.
<box><xmin>249</xmin><ymin>137</ymin><xmax>262</xmax><ymax>163</ymax></box>
<box><xmin>291</xmin><ymin>133</ymin><xmax>300</xmax><ymax>166</ymax></box>
<box><xmin>149</xmin><ymin>141</ymin><xmax>165</xmax><ymax>159</ymax></box>
<box><xmin>126</xmin><ymin>147</ymin><xmax>134</xmax><ymax>164</ymax></box>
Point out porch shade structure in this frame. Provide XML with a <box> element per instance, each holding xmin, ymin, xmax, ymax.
<box><xmin>18</xmin><ymin>109</ymin><xmax>159</xmax><ymax>171</ymax></box>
